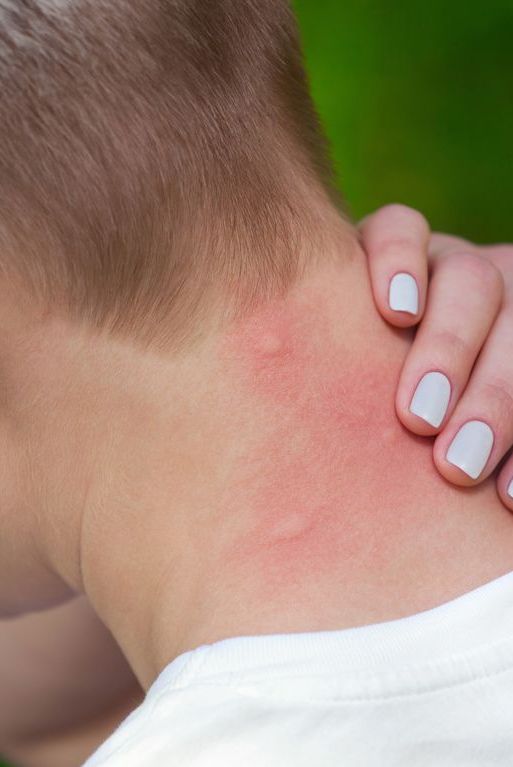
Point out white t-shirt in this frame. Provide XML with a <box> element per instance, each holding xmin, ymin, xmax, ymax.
<box><xmin>84</xmin><ymin>572</ymin><xmax>513</xmax><ymax>766</ymax></box>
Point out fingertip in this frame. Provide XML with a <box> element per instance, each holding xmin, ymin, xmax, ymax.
<box><xmin>360</xmin><ymin>205</ymin><xmax>430</xmax><ymax>329</ymax></box>
<box><xmin>433</xmin><ymin>420</ymin><xmax>494</xmax><ymax>488</ymax></box>
<box><xmin>432</xmin><ymin>446</ymin><xmax>479</xmax><ymax>488</ymax></box>
<box><xmin>497</xmin><ymin>473</ymin><xmax>513</xmax><ymax>513</ymax></box>
<box><xmin>395</xmin><ymin>392</ymin><xmax>441</xmax><ymax>437</ymax></box>
<box><xmin>382</xmin><ymin>305</ymin><xmax>423</xmax><ymax>328</ymax></box>
<box><xmin>361</xmin><ymin>203</ymin><xmax>429</xmax><ymax>238</ymax></box>
<box><xmin>388</xmin><ymin>270</ymin><xmax>418</xmax><ymax>309</ymax></box>
<box><xmin>432</xmin><ymin>426</ymin><xmax>476</xmax><ymax>487</ymax></box>
<box><xmin>382</xmin><ymin>271</ymin><xmax>425</xmax><ymax>327</ymax></box>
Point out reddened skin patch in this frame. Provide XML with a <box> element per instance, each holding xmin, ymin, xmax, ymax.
<box><xmin>218</xmin><ymin>291</ymin><xmax>438</xmax><ymax>599</ymax></box>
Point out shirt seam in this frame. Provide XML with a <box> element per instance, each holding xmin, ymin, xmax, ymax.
<box><xmin>161</xmin><ymin>656</ymin><xmax>513</xmax><ymax>704</ymax></box>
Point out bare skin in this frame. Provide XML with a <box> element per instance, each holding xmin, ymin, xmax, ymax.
<box><xmin>1</xmin><ymin>224</ymin><xmax>513</xmax><ymax>710</ymax></box>
<box><xmin>4</xmin><ymin>207</ymin><xmax>513</xmax><ymax>767</ymax></box>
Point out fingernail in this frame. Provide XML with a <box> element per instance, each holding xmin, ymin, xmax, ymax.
<box><xmin>446</xmin><ymin>421</ymin><xmax>494</xmax><ymax>479</ymax></box>
<box><xmin>507</xmin><ymin>479</ymin><xmax>513</xmax><ymax>499</ymax></box>
<box><xmin>409</xmin><ymin>371</ymin><xmax>451</xmax><ymax>427</ymax></box>
<box><xmin>389</xmin><ymin>273</ymin><xmax>419</xmax><ymax>315</ymax></box>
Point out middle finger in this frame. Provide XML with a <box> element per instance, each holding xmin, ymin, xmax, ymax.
<box><xmin>396</xmin><ymin>251</ymin><xmax>503</xmax><ymax>436</ymax></box>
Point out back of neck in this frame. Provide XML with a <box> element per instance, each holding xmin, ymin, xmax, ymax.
<box><xmin>81</xmin><ymin>243</ymin><xmax>513</xmax><ymax>688</ymax></box>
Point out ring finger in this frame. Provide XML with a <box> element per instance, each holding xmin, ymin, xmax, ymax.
<box><xmin>434</xmin><ymin>272</ymin><xmax>513</xmax><ymax>486</ymax></box>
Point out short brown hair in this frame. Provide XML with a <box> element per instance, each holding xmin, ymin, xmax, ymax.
<box><xmin>0</xmin><ymin>0</ymin><xmax>340</xmax><ymax>350</ymax></box>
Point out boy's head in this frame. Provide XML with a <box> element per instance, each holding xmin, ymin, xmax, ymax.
<box><xmin>0</xmin><ymin>0</ymin><xmax>345</xmax><ymax>350</ymax></box>
<box><xmin>0</xmin><ymin>0</ymin><xmax>356</xmax><ymax>617</ymax></box>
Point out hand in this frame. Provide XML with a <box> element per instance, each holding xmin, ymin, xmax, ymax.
<box><xmin>360</xmin><ymin>204</ymin><xmax>513</xmax><ymax>508</ymax></box>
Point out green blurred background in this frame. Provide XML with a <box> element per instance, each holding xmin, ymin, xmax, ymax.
<box><xmin>1</xmin><ymin>3</ymin><xmax>512</xmax><ymax>766</ymax></box>
<box><xmin>294</xmin><ymin>0</ymin><xmax>513</xmax><ymax>242</ymax></box>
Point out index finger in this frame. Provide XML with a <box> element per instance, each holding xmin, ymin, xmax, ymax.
<box><xmin>359</xmin><ymin>204</ymin><xmax>430</xmax><ymax>327</ymax></box>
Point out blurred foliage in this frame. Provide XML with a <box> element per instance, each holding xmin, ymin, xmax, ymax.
<box><xmin>294</xmin><ymin>0</ymin><xmax>513</xmax><ymax>242</ymax></box>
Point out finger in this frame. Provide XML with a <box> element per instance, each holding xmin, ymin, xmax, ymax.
<box><xmin>433</xmin><ymin>283</ymin><xmax>513</xmax><ymax>487</ymax></box>
<box><xmin>395</xmin><ymin>251</ymin><xmax>504</xmax><ymax>437</ymax></box>
<box><xmin>484</xmin><ymin>247</ymin><xmax>513</xmax><ymax>508</ymax></box>
<box><xmin>429</xmin><ymin>232</ymin><xmax>477</xmax><ymax>262</ymax></box>
<box><xmin>496</xmin><ymin>450</ymin><xmax>513</xmax><ymax>512</ymax></box>
<box><xmin>359</xmin><ymin>204</ymin><xmax>429</xmax><ymax>327</ymax></box>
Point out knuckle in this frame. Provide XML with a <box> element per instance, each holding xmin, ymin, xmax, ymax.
<box><xmin>478</xmin><ymin>259</ymin><xmax>504</xmax><ymax>295</ymax></box>
<box><xmin>484</xmin><ymin>246</ymin><xmax>513</xmax><ymax>279</ymax></box>
<box><xmin>431</xmin><ymin>330</ymin><xmax>471</xmax><ymax>360</ymax></box>
<box><xmin>369</xmin><ymin>205</ymin><xmax>429</xmax><ymax>251</ymax></box>
<box><xmin>483</xmin><ymin>244</ymin><xmax>513</xmax><ymax>260</ymax></box>
<box><xmin>380</xmin><ymin>203</ymin><xmax>428</xmax><ymax>230</ymax></box>
<box><xmin>481</xmin><ymin>379</ymin><xmax>513</xmax><ymax>427</ymax></box>
<box><xmin>380</xmin><ymin>235</ymin><xmax>421</xmax><ymax>257</ymax></box>
<box><xmin>442</xmin><ymin>251</ymin><xmax>504</xmax><ymax>295</ymax></box>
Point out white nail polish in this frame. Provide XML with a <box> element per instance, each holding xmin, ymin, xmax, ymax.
<box><xmin>409</xmin><ymin>372</ymin><xmax>451</xmax><ymax>427</ymax></box>
<box><xmin>389</xmin><ymin>273</ymin><xmax>419</xmax><ymax>315</ymax></box>
<box><xmin>446</xmin><ymin>421</ymin><xmax>494</xmax><ymax>480</ymax></box>
<box><xmin>507</xmin><ymin>479</ymin><xmax>513</xmax><ymax>499</ymax></box>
